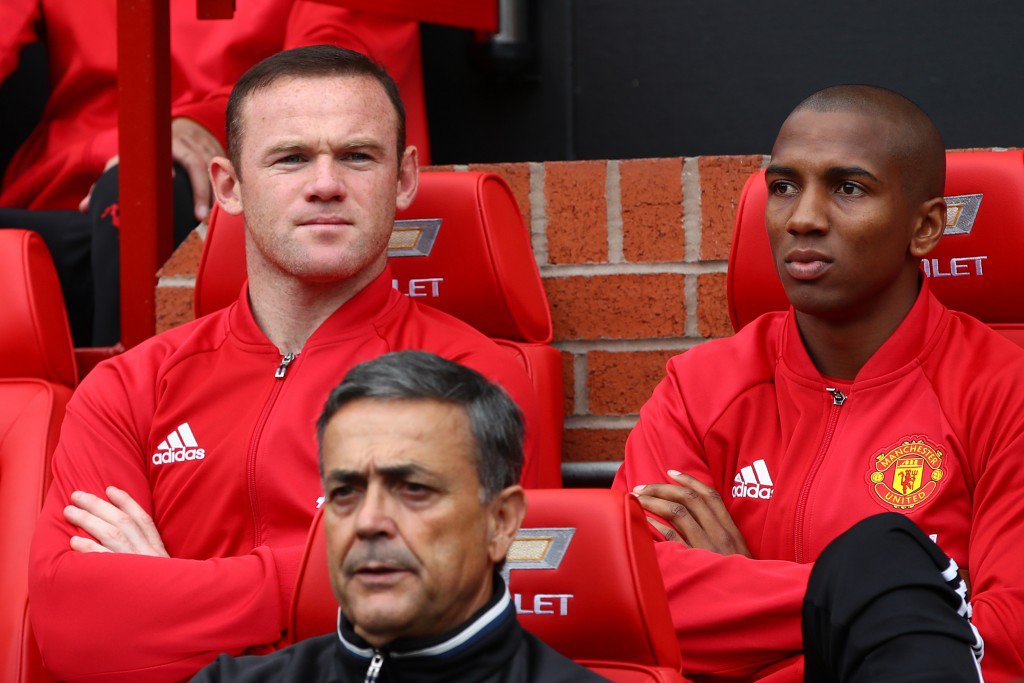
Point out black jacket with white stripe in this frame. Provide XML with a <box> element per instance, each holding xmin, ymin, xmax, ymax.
<box><xmin>191</xmin><ymin>577</ymin><xmax>605</xmax><ymax>683</ymax></box>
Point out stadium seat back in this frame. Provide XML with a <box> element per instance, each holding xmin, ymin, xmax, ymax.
<box><xmin>728</xmin><ymin>150</ymin><xmax>1024</xmax><ymax>345</ymax></box>
<box><xmin>197</xmin><ymin>172</ymin><xmax>562</xmax><ymax>485</ymax></box>
<box><xmin>0</xmin><ymin>230</ymin><xmax>73</xmax><ymax>683</ymax></box>
<box><xmin>580</xmin><ymin>661</ymin><xmax>691</xmax><ymax>682</ymax></box>
<box><xmin>289</xmin><ymin>490</ymin><xmax>681</xmax><ymax>673</ymax></box>
<box><xmin>505</xmin><ymin>490</ymin><xmax>681</xmax><ymax>669</ymax></box>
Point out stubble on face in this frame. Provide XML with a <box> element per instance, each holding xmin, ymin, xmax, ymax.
<box><xmin>234</xmin><ymin>74</ymin><xmax>404</xmax><ymax>290</ymax></box>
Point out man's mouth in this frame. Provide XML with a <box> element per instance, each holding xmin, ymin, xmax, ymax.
<box><xmin>298</xmin><ymin>216</ymin><xmax>352</xmax><ymax>227</ymax></box>
<box><xmin>784</xmin><ymin>250</ymin><xmax>833</xmax><ymax>281</ymax></box>
<box><xmin>352</xmin><ymin>563</ymin><xmax>413</xmax><ymax>586</ymax></box>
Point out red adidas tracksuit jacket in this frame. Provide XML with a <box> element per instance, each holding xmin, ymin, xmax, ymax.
<box><xmin>614</xmin><ymin>282</ymin><xmax>1024</xmax><ymax>682</ymax></box>
<box><xmin>0</xmin><ymin>0</ymin><xmax>429</xmax><ymax>211</ymax></box>
<box><xmin>28</xmin><ymin>269</ymin><xmax>540</xmax><ymax>682</ymax></box>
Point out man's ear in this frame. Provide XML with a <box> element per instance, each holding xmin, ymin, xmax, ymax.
<box><xmin>487</xmin><ymin>485</ymin><xmax>526</xmax><ymax>565</ymax></box>
<box><xmin>910</xmin><ymin>196</ymin><xmax>946</xmax><ymax>259</ymax></box>
<box><xmin>395</xmin><ymin>145</ymin><xmax>419</xmax><ymax>212</ymax></box>
<box><xmin>209</xmin><ymin>156</ymin><xmax>244</xmax><ymax>216</ymax></box>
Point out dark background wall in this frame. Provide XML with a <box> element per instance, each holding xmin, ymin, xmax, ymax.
<box><xmin>3</xmin><ymin>1</ymin><xmax>1022</xmax><ymax>173</ymax></box>
<box><xmin>423</xmin><ymin>0</ymin><xmax>1024</xmax><ymax>163</ymax></box>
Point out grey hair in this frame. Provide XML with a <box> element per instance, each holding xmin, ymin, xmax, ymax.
<box><xmin>316</xmin><ymin>351</ymin><xmax>524</xmax><ymax>501</ymax></box>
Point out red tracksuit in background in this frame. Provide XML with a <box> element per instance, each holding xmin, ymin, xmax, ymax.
<box><xmin>0</xmin><ymin>0</ymin><xmax>429</xmax><ymax>211</ymax></box>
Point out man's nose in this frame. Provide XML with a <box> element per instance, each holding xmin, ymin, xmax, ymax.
<box><xmin>354</xmin><ymin>485</ymin><xmax>397</xmax><ymax>539</ymax></box>
<box><xmin>787</xmin><ymin>188</ymin><xmax>829</xmax><ymax>236</ymax></box>
<box><xmin>305</xmin><ymin>155</ymin><xmax>346</xmax><ymax>202</ymax></box>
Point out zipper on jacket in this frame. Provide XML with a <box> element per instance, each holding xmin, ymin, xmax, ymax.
<box><xmin>365</xmin><ymin>650</ymin><xmax>385</xmax><ymax>683</ymax></box>
<box><xmin>794</xmin><ymin>387</ymin><xmax>847</xmax><ymax>563</ymax></box>
<box><xmin>274</xmin><ymin>353</ymin><xmax>296</xmax><ymax>378</ymax></box>
<box><xmin>247</xmin><ymin>355</ymin><xmax>297</xmax><ymax>547</ymax></box>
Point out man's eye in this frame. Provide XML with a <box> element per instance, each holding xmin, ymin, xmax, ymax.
<box><xmin>276</xmin><ymin>154</ymin><xmax>304</xmax><ymax>164</ymax></box>
<box><xmin>400</xmin><ymin>482</ymin><xmax>432</xmax><ymax>498</ymax></box>
<box><xmin>770</xmin><ymin>180</ymin><xmax>797</xmax><ymax>196</ymax></box>
<box><xmin>329</xmin><ymin>485</ymin><xmax>356</xmax><ymax>503</ymax></box>
<box><xmin>344</xmin><ymin>152</ymin><xmax>372</xmax><ymax>163</ymax></box>
<box><xmin>837</xmin><ymin>181</ymin><xmax>864</xmax><ymax>196</ymax></box>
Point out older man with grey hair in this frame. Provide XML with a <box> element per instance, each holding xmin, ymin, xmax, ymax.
<box><xmin>194</xmin><ymin>351</ymin><xmax>605</xmax><ymax>682</ymax></box>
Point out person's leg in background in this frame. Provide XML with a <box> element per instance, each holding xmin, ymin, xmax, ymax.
<box><xmin>0</xmin><ymin>208</ymin><xmax>94</xmax><ymax>346</ymax></box>
<box><xmin>89</xmin><ymin>161</ymin><xmax>197</xmax><ymax>346</ymax></box>
<box><xmin>803</xmin><ymin>513</ymin><xmax>984</xmax><ymax>683</ymax></box>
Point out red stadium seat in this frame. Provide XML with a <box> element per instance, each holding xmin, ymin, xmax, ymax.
<box><xmin>0</xmin><ymin>230</ymin><xmax>75</xmax><ymax>683</ymax></box>
<box><xmin>580</xmin><ymin>662</ymin><xmax>690</xmax><ymax>682</ymax></box>
<box><xmin>195</xmin><ymin>171</ymin><xmax>562</xmax><ymax>486</ymax></box>
<box><xmin>288</xmin><ymin>490</ymin><xmax>685</xmax><ymax>681</ymax></box>
<box><xmin>729</xmin><ymin>150</ymin><xmax>1024</xmax><ymax>346</ymax></box>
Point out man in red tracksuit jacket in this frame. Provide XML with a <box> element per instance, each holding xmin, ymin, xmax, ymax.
<box><xmin>0</xmin><ymin>0</ymin><xmax>428</xmax><ymax>345</ymax></box>
<box><xmin>615</xmin><ymin>85</ymin><xmax>1024</xmax><ymax>681</ymax></box>
<box><xmin>29</xmin><ymin>46</ymin><xmax>538</xmax><ymax>683</ymax></box>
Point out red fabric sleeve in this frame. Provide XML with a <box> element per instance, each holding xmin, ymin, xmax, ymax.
<box><xmin>963</xmin><ymin>428</ymin><xmax>1024</xmax><ymax>680</ymax></box>
<box><xmin>612</xmin><ymin>365</ymin><xmax>811</xmax><ymax>680</ymax></box>
<box><xmin>0</xmin><ymin>0</ymin><xmax>39</xmax><ymax>84</ymax></box>
<box><xmin>28</xmin><ymin>362</ymin><xmax>299</xmax><ymax>682</ymax></box>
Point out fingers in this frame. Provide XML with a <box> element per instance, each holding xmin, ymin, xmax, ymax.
<box><xmin>79</xmin><ymin>187</ymin><xmax>94</xmax><ymax>213</ymax></box>
<box><xmin>171</xmin><ymin>118</ymin><xmax>224</xmax><ymax>222</ymax></box>
<box><xmin>64</xmin><ymin>488</ymin><xmax>169</xmax><ymax>557</ymax></box>
<box><xmin>647</xmin><ymin>516</ymin><xmax>689</xmax><ymax>546</ymax></box>
<box><xmin>70</xmin><ymin>535</ymin><xmax>111</xmax><ymax>553</ymax></box>
<box><xmin>634</xmin><ymin>485</ymin><xmax>714</xmax><ymax>550</ymax></box>
<box><xmin>105</xmin><ymin>486</ymin><xmax>168</xmax><ymax>556</ymax></box>
<box><xmin>666</xmin><ymin>470</ymin><xmax>748</xmax><ymax>547</ymax></box>
<box><xmin>632</xmin><ymin>471</ymin><xmax>752</xmax><ymax>557</ymax></box>
<box><xmin>175</xmin><ymin>150</ymin><xmax>212</xmax><ymax>222</ymax></box>
<box><xmin>81</xmin><ymin>155</ymin><xmax>119</xmax><ymax>213</ymax></box>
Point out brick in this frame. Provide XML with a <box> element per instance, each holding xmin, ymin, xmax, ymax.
<box><xmin>468</xmin><ymin>162</ymin><xmax>531</xmax><ymax>229</ymax></box>
<box><xmin>157</xmin><ymin>228</ymin><xmax>204</xmax><ymax>277</ymax></box>
<box><xmin>561</xmin><ymin>351</ymin><xmax>575</xmax><ymax>415</ymax></box>
<box><xmin>155</xmin><ymin>286</ymin><xmax>195</xmax><ymax>333</ymax></box>
<box><xmin>620</xmin><ymin>157</ymin><xmax>684</xmax><ymax>262</ymax></box>
<box><xmin>545</xmin><ymin>160</ymin><xmax>607</xmax><ymax>264</ymax></box>
<box><xmin>588</xmin><ymin>350</ymin><xmax>676</xmax><ymax>415</ymax></box>
<box><xmin>562</xmin><ymin>428</ymin><xmax>630</xmax><ymax>462</ymax></box>
<box><xmin>423</xmin><ymin>164</ymin><xmax>456</xmax><ymax>172</ymax></box>
<box><xmin>697</xmin><ymin>273</ymin><xmax>733</xmax><ymax>338</ymax></box>
<box><xmin>544</xmin><ymin>273</ymin><xmax>685</xmax><ymax>340</ymax></box>
<box><xmin>699</xmin><ymin>155</ymin><xmax>763</xmax><ymax>260</ymax></box>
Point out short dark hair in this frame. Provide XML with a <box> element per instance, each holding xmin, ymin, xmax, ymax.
<box><xmin>226</xmin><ymin>44</ymin><xmax>406</xmax><ymax>175</ymax></box>
<box><xmin>790</xmin><ymin>84</ymin><xmax>945</xmax><ymax>203</ymax></box>
<box><xmin>316</xmin><ymin>351</ymin><xmax>524</xmax><ymax>501</ymax></box>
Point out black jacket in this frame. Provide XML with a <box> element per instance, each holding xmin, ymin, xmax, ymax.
<box><xmin>192</xmin><ymin>578</ymin><xmax>606</xmax><ymax>682</ymax></box>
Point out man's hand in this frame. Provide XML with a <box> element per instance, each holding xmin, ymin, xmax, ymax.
<box><xmin>78</xmin><ymin>117</ymin><xmax>224</xmax><ymax>221</ymax></box>
<box><xmin>170</xmin><ymin>117</ymin><xmax>225</xmax><ymax>222</ymax></box>
<box><xmin>78</xmin><ymin>155</ymin><xmax>120</xmax><ymax>213</ymax></box>
<box><xmin>64</xmin><ymin>486</ymin><xmax>170</xmax><ymax>557</ymax></box>
<box><xmin>633</xmin><ymin>469</ymin><xmax>752</xmax><ymax>557</ymax></box>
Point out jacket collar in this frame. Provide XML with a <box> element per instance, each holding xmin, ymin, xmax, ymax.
<box><xmin>336</xmin><ymin>575</ymin><xmax>515</xmax><ymax>661</ymax></box>
<box><xmin>780</xmin><ymin>278</ymin><xmax>949</xmax><ymax>387</ymax></box>
<box><xmin>333</xmin><ymin>575</ymin><xmax>521</xmax><ymax>681</ymax></box>
<box><xmin>226</xmin><ymin>266</ymin><xmax>404</xmax><ymax>349</ymax></box>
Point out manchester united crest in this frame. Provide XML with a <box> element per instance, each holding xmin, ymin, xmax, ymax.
<box><xmin>867</xmin><ymin>436</ymin><xmax>945</xmax><ymax>511</ymax></box>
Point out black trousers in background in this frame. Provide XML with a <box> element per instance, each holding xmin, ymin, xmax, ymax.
<box><xmin>803</xmin><ymin>513</ymin><xmax>984</xmax><ymax>683</ymax></box>
<box><xmin>0</xmin><ymin>162</ymin><xmax>195</xmax><ymax>346</ymax></box>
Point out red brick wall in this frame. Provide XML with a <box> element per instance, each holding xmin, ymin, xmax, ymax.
<box><xmin>155</xmin><ymin>154</ymin><xmax>769</xmax><ymax>464</ymax></box>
